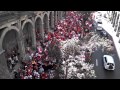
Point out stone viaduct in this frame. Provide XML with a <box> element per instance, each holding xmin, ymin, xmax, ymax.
<box><xmin>0</xmin><ymin>11</ymin><xmax>66</xmax><ymax>78</ymax></box>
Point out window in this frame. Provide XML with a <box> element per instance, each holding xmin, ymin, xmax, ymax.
<box><xmin>104</xmin><ymin>57</ymin><xmax>107</xmax><ymax>63</ymax></box>
<box><xmin>98</xmin><ymin>22</ymin><xmax>102</xmax><ymax>24</ymax></box>
<box><xmin>110</xmin><ymin>63</ymin><xmax>114</xmax><ymax>66</ymax></box>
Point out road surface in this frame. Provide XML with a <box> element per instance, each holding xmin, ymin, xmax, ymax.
<box><xmin>91</xmin><ymin>23</ymin><xmax>120</xmax><ymax>79</ymax></box>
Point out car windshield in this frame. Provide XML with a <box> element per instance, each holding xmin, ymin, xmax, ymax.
<box><xmin>98</xmin><ymin>22</ymin><xmax>102</xmax><ymax>24</ymax></box>
<box><xmin>110</xmin><ymin>63</ymin><xmax>114</xmax><ymax>66</ymax></box>
<box><xmin>102</xmin><ymin>31</ymin><xmax>106</xmax><ymax>34</ymax></box>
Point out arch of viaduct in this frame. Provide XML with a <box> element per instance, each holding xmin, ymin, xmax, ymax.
<box><xmin>0</xmin><ymin>11</ymin><xmax>65</xmax><ymax>60</ymax></box>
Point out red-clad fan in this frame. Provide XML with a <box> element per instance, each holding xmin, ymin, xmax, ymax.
<box><xmin>41</xmin><ymin>72</ymin><xmax>48</xmax><ymax>79</ymax></box>
<box><xmin>33</xmin><ymin>65</ymin><xmax>38</xmax><ymax>71</ymax></box>
<box><xmin>27</xmin><ymin>68</ymin><xmax>32</xmax><ymax>75</ymax></box>
<box><xmin>36</xmin><ymin>54</ymin><xmax>42</xmax><ymax>61</ymax></box>
<box><xmin>37</xmin><ymin>46</ymin><xmax>42</xmax><ymax>54</ymax></box>
<box><xmin>44</xmin><ymin>47</ymin><xmax>48</xmax><ymax>56</ymax></box>
<box><xmin>47</xmin><ymin>32</ymin><xmax>52</xmax><ymax>41</ymax></box>
<box><xmin>77</xmin><ymin>26</ymin><xmax>81</xmax><ymax>34</ymax></box>
<box><xmin>50</xmin><ymin>38</ymin><xmax>56</xmax><ymax>47</ymax></box>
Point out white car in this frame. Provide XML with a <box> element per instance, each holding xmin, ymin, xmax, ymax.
<box><xmin>95</xmin><ymin>16</ymin><xmax>101</xmax><ymax>21</ymax></box>
<box><xmin>103</xmin><ymin>55</ymin><xmax>115</xmax><ymax>70</ymax></box>
<box><xmin>97</xmin><ymin>20</ymin><xmax>103</xmax><ymax>30</ymax></box>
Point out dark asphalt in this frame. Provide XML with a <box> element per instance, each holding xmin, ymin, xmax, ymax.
<box><xmin>91</xmin><ymin>22</ymin><xmax>120</xmax><ymax>79</ymax></box>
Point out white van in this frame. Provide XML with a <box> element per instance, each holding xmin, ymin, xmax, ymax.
<box><xmin>103</xmin><ymin>55</ymin><xmax>115</xmax><ymax>70</ymax></box>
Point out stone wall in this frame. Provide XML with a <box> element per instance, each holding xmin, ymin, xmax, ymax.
<box><xmin>0</xmin><ymin>11</ymin><xmax>66</xmax><ymax>78</ymax></box>
<box><xmin>0</xmin><ymin>52</ymin><xmax>11</xmax><ymax>79</ymax></box>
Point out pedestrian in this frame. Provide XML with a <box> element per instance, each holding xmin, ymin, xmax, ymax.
<box><xmin>14</xmin><ymin>55</ymin><xmax>19</xmax><ymax>63</ymax></box>
<box><xmin>14</xmin><ymin>70</ymin><xmax>18</xmax><ymax>79</ymax></box>
<box><xmin>7</xmin><ymin>57</ymin><xmax>12</xmax><ymax>69</ymax></box>
<box><xmin>24</xmin><ymin>75</ymin><xmax>28</xmax><ymax>79</ymax></box>
<box><xmin>28</xmin><ymin>74</ymin><xmax>32</xmax><ymax>79</ymax></box>
<box><xmin>11</xmin><ymin>59</ymin><xmax>15</xmax><ymax>70</ymax></box>
<box><xmin>38</xmin><ymin>65</ymin><xmax>44</xmax><ymax>74</ymax></box>
<box><xmin>41</xmin><ymin>72</ymin><xmax>48</xmax><ymax>79</ymax></box>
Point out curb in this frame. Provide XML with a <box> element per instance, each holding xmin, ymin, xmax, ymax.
<box><xmin>102</xmin><ymin>19</ymin><xmax>120</xmax><ymax>60</ymax></box>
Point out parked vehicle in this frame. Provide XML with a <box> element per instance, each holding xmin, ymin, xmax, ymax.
<box><xmin>97</xmin><ymin>19</ymin><xmax>103</xmax><ymax>30</ymax></box>
<box><xmin>100</xmin><ymin>30</ymin><xmax>108</xmax><ymax>37</ymax></box>
<box><xmin>103</xmin><ymin>55</ymin><xmax>115</xmax><ymax>70</ymax></box>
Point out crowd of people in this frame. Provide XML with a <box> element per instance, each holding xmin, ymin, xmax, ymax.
<box><xmin>13</xmin><ymin>11</ymin><xmax>94</xmax><ymax>79</ymax></box>
<box><xmin>6</xmin><ymin>45</ymin><xmax>19</xmax><ymax>72</ymax></box>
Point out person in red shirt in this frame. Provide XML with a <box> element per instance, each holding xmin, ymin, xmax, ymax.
<box><xmin>44</xmin><ymin>47</ymin><xmax>48</xmax><ymax>56</ymax></box>
<box><xmin>33</xmin><ymin>65</ymin><xmax>38</xmax><ymax>71</ymax></box>
<box><xmin>47</xmin><ymin>32</ymin><xmax>52</xmax><ymax>41</ymax></box>
<box><xmin>36</xmin><ymin>54</ymin><xmax>41</xmax><ymax>61</ymax></box>
<box><xmin>37</xmin><ymin>46</ymin><xmax>42</xmax><ymax>54</ymax></box>
<box><xmin>41</xmin><ymin>54</ymin><xmax>46</xmax><ymax>61</ymax></box>
<box><xmin>20</xmin><ymin>74</ymin><xmax>24</xmax><ymax>79</ymax></box>
<box><xmin>27</xmin><ymin>68</ymin><xmax>32</xmax><ymax>75</ymax></box>
<box><xmin>41</xmin><ymin>72</ymin><xmax>48</xmax><ymax>79</ymax></box>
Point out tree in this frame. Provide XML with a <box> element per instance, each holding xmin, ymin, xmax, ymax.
<box><xmin>59</xmin><ymin>54</ymin><xmax>96</xmax><ymax>79</ymax></box>
<box><xmin>59</xmin><ymin>32</ymin><xmax>114</xmax><ymax>79</ymax></box>
<box><xmin>59</xmin><ymin>38</ymin><xmax>96</xmax><ymax>79</ymax></box>
<box><xmin>48</xmin><ymin>40</ymin><xmax>62</xmax><ymax>63</ymax></box>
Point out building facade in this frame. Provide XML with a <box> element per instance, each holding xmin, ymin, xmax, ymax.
<box><xmin>107</xmin><ymin>11</ymin><xmax>120</xmax><ymax>42</ymax></box>
<box><xmin>0</xmin><ymin>11</ymin><xmax>66</xmax><ymax>78</ymax></box>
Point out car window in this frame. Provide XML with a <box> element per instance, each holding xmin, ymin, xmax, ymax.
<box><xmin>98</xmin><ymin>22</ymin><xmax>102</xmax><ymax>24</ymax></box>
<box><xmin>104</xmin><ymin>57</ymin><xmax>107</xmax><ymax>63</ymax></box>
<box><xmin>110</xmin><ymin>63</ymin><xmax>114</xmax><ymax>66</ymax></box>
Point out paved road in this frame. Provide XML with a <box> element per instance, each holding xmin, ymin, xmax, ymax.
<box><xmin>91</xmin><ymin>24</ymin><xmax>120</xmax><ymax>79</ymax></box>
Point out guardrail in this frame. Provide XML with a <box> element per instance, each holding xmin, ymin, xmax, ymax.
<box><xmin>0</xmin><ymin>11</ymin><xmax>35</xmax><ymax>26</ymax></box>
<box><xmin>0</xmin><ymin>11</ymin><xmax>48</xmax><ymax>26</ymax></box>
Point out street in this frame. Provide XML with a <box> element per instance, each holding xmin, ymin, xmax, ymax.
<box><xmin>91</xmin><ymin>24</ymin><xmax>120</xmax><ymax>79</ymax></box>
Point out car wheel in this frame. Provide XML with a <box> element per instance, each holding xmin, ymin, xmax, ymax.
<box><xmin>104</xmin><ymin>66</ymin><xmax>106</xmax><ymax>70</ymax></box>
<box><xmin>103</xmin><ymin>62</ymin><xmax>106</xmax><ymax>70</ymax></box>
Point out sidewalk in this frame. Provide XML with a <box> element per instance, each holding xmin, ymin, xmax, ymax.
<box><xmin>102</xmin><ymin>18</ymin><xmax>120</xmax><ymax>60</ymax></box>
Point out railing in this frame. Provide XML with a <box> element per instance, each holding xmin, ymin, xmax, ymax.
<box><xmin>0</xmin><ymin>11</ymin><xmax>35</xmax><ymax>26</ymax></box>
<box><xmin>0</xmin><ymin>12</ymin><xmax>17</xmax><ymax>25</ymax></box>
<box><xmin>0</xmin><ymin>11</ymin><xmax>47</xmax><ymax>26</ymax></box>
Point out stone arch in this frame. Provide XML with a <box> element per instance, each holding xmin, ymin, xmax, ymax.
<box><xmin>49</xmin><ymin>11</ymin><xmax>54</xmax><ymax>30</ymax></box>
<box><xmin>22</xmin><ymin>19</ymin><xmax>35</xmax><ymax>49</ymax></box>
<box><xmin>0</xmin><ymin>26</ymin><xmax>20</xmax><ymax>52</ymax></box>
<box><xmin>35</xmin><ymin>16</ymin><xmax>44</xmax><ymax>41</ymax></box>
<box><xmin>0</xmin><ymin>26</ymin><xmax>26</xmax><ymax>63</ymax></box>
<box><xmin>0</xmin><ymin>26</ymin><xmax>22</xmax><ymax>76</ymax></box>
<box><xmin>43</xmin><ymin>13</ymin><xmax>49</xmax><ymax>34</ymax></box>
